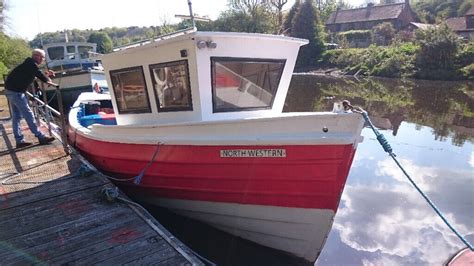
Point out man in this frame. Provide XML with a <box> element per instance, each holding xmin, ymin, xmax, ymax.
<box><xmin>5</xmin><ymin>48</ymin><xmax>57</xmax><ymax>148</ymax></box>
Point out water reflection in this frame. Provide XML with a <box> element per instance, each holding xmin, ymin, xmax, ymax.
<box><xmin>284</xmin><ymin>75</ymin><xmax>473</xmax><ymax>265</ymax></box>
<box><xmin>284</xmin><ymin>75</ymin><xmax>474</xmax><ymax>146</ymax></box>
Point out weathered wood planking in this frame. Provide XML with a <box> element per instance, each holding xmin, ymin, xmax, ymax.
<box><xmin>0</xmin><ymin>121</ymin><xmax>203</xmax><ymax>265</ymax></box>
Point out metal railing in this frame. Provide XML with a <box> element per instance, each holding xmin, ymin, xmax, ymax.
<box><xmin>26</xmin><ymin>84</ymin><xmax>70</xmax><ymax>155</ymax></box>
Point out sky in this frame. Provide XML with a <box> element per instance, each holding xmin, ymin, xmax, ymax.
<box><xmin>4</xmin><ymin>0</ymin><xmax>366</xmax><ymax>41</ymax></box>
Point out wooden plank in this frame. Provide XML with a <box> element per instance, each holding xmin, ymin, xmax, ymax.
<box><xmin>0</xmin><ymin>170</ymin><xmax>108</xmax><ymax>210</ymax></box>
<box><xmin>94</xmin><ymin>237</ymin><xmax>179</xmax><ymax>265</ymax></box>
<box><xmin>2</xmin><ymin>208</ymin><xmax>146</xmax><ymax>264</ymax></box>
<box><xmin>53</xmin><ymin>233</ymin><xmax>164</xmax><ymax>264</ymax></box>
<box><xmin>0</xmin><ymin>185</ymin><xmax>103</xmax><ymax>223</ymax></box>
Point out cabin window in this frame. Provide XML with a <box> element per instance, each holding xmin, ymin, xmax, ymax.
<box><xmin>110</xmin><ymin>66</ymin><xmax>151</xmax><ymax>114</ymax></box>
<box><xmin>66</xmin><ymin>45</ymin><xmax>76</xmax><ymax>59</ymax></box>
<box><xmin>149</xmin><ymin>60</ymin><xmax>193</xmax><ymax>112</ymax></box>
<box><xmin>211</xmin><ymin>57</ymin><xmax>286</xmax><ymax>113</ymax></box>
<box><xmin>78</xmin><ymin>46</ymin><xmax>93</xmax><ymax>59</ymax></box>
<box><xmin>66</xmin><ymin>45</ymin><xmax>76</xmax><ymax>53</ymax></box>
<box><xmin>47</xmin><ymin>47</ymin><xmax>64</xmax><ymax>60</ymax></box>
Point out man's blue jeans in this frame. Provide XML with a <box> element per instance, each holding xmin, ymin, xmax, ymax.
<box><xmin>5</xmin><ymin>90</ymin><xmax>46</xmax><ymax>144</ymax></box>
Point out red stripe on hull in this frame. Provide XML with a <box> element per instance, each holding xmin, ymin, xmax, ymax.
<box><xmin>73</xmin><ymin>134</ymin><xmax>356</xmax><ymax>211</ymax></box>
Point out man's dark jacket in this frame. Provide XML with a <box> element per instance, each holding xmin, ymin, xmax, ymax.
<box><xmin>5</xmin><ymin>57</ymin><xmax>49</xmax><ymax>93</ymax></box>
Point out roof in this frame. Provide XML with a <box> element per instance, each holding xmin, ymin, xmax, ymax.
<box><xmin>409</xmin><ymin>22</ymin><xmax>436</xmax><ymax>30</ymax></box>
<box><xmin>446</xmin><ymin>17</ymin><xmax>474</xmax><ymax>32</ymax></box>
<box><xmin>326</xmin><ymin>3</ymin><xmax>406</xmax><ymax>25</ymax></box>
<box><xmin>466</xmin><ymin>6</ymin><xmax>474</xmax><ymax>16</ymax></box>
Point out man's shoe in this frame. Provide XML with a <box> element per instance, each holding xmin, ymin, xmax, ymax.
<box><xmin>16</xmin><ymin>142</ymin><xmax>33</xmax><ymax>149</ymax></box>
<box><xmin>39</xmin><ymin>136</ymin><xmax>55</xmax><ymax>145</ymax></box>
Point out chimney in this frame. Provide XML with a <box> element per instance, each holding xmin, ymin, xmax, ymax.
<box><xmin>333</xmin><ymin>7</ymin><xmax>340</xmax><ymax>24</ymax></box>
<box><xmin>366</xmin><ymin>3</ymin><xmax>374</xmax><ymax>18</ymax></box>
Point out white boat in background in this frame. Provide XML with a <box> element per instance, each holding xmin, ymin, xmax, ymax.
<box><xmin>43</xmin><ymin>42</ymin><xmax>108</xmax><ymax>108</ymax></box>
<box><xmin>67</xmin><ymin>29</ymin><xmax>365</xmax><ymax>263</ymax></box>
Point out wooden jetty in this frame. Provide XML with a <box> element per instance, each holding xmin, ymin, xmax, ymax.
<box><xmin>0</xmin><ymin>120</ymin><xmax>204</xmax><ymax>265</ymax></box>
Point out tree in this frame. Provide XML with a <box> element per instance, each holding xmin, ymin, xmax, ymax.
<box><xmin>282</xmin><ymin>0</ymin><xmax>301</xmax><ymax>35</ymax></box>
<box><xmin>269</xmin><ymin>0</ymin><xmax>289</xmax><ymax>34</ymax></box>
<box><xmin>227</xmin><ymin>0</ymin><xmax>279</xmax><ymax>33</ymax></box>
<box><xmin>373</xmin><ymin>22</ymin><xmax>396</xmax><ymax>46</ymax></box>
<box><xmin>213</xmin><ymin>9</ymin><xmax>275</xmax><ymax>33</ymax></box>
<box><xmin>87</xmin><ymin>32</ymin><xmax>113</xmax><ymax>54</ymax></box>
<box><xmin>415</xmin><ymin>23</ymin><xmax>459</xmax><ymax>71</ymax></box>
<box><xmin>0</xmin><ymin>33</ymin><xmax>31</xmax><ymax>77</ymax></box>
<box><xmin>290</xmin><ymin>0</ymin><xmax>326</xmax><ymax>67</ymax></box>
<box><xmin>413</xmin><ymin>0</ymin><xmax>472</xmax><ymax>24</ymax></box>
<box><xmin>228</xmin><ymin>0</ymin><xmax>269</xmax><ymax>14</ymax></box>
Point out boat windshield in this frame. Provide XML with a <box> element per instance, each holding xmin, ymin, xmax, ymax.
<box><xmin>211</xmin><ymin>57</ymin><xmax>285</xmax><ymax>113</ymax></box>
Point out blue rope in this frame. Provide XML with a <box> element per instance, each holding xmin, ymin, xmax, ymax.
<box><xmin>134</xmin><ymin>143</ymin><xmax>161</xmax><ymax>185</ymax></box>
<box><xmin>357</xmin><ymin>109</ymin><xmax>473</xmax><ymax>251</ymax></box>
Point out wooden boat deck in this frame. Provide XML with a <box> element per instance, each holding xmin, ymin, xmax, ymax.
<box><xmin>0</xmin><ymin>120</ymin><xmax>203</xmax><ymax>265</ymax></box>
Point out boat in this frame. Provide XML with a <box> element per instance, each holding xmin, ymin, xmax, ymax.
<box><xmin>67</xmin><ymin>29</ymin><xmax>365</xmax><ymax>262</ymax></box>
<box><xmin>43</xmin><ymin>42</ymin><xmax>108</xmax><ymax>109</ymax></box>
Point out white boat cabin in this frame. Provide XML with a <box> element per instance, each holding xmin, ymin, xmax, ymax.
<box><xmin>100</xmin><ymin>31</ymin><xmax>308</xmax><ymax>126</ymax></box>
<box><xmin>44</xmin><ymin>42</ymin><xmax>102</xmax><ymax>72</ymax></box>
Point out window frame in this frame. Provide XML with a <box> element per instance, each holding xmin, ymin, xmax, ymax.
<box><xmin>109</xmin><ymin>66</ymin><xmax>152</xmax><ymax>114</ymax></box>
<box><xmin>149</xmin><ymin>60</ymin><xmax>193</xmax><ymax>112</ymax></box>
<box><xmin>210</xmin><ymin>57</ymin><xmax>286</xmax><ymax>113</ymax></box>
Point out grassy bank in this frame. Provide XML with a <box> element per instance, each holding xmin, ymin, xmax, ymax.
<box><xmin>318</xmin><ymin>41</ymin><xmax>473</xmax><ymax>80</ymax></box>
<box><xmin>318</xmin><ymin>24</ymin><xmax>474</xmax><ymax>81</ymax></box>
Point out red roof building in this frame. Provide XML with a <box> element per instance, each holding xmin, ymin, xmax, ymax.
<box><xmin>325</xmin><ymin>0</ymin><xmax>418</xmax><ymax>33</ymax></box>
<box><xmin>446</xmin><ymin>6</ymin><xmax>474</xmax><ymax>40</ymax></box>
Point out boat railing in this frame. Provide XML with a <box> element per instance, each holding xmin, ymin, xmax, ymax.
<box><xmin>113</xmin><ymin>27</ymin><xmax>196</xmax><ymax>52</ymax></box>
<box><xmin>26</xmin><ymin>84</ymin><xmax>70</xmax><ymax>154</ymax></box>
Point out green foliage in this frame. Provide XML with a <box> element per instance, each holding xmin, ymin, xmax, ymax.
<box><xmin>282</xmin><ymin>0</ymin><xmax>300</xmax><ymax>35</ymax></box>
<box><xmin>87</xmin><ymin>32</ymin><xmax>113</xmax><ymax>54</ymax></box>
<box><xmin>456</xmin><ymin>41</ymin><xmax>474</xmax><ymax>67</ymax></box>
<box><xmin>460</xmin><ymin>63</ymin><xmax>474</xmax><ymax>80</ymax></box>
<box><xmin>415</xmin><ymin>24</ymin><xmax>459</xmax><ymax>71</ymax></box>
<box><xmin>226</xmin><ymin>0</ymin><xmax>280</xmax><ymax>33</ymax></box>
<box><xmin>212</xmin><ymin>8</ymin><xmax>276</xmax><ymax>33</ymax></box>
<box><xmin>321</xmin><ymin>43</ymin><xmax>419</xmax><ymax>78</ymax></box>
<box><xmin>372</xmin><ymin>22</ymin><xmax>396</xmax><ymax>46</ymax></box>
<box><xmin>336</xmin><ymin>30</ymin><xmax>372</xmax><ymax>43</ymax></box>
<box><xmin>291</xmin><ymin>0</ymin><xmax>326</xmax><ymax>67</ymax></box>
<box><xmin>413</xmin><ymin>0</ymin><xmax>472</xmax><ymax>23</ymax></box>
<box><xmin>0</xmin><ymin>33</ymin><xmax>31</xmax><ymax>78</ymax></box>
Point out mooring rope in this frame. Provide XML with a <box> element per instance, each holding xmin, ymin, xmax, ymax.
<box><xmin>133</xmin><ymin>142</ymin><xmax>162</xmax><ymax>185</ymax></box>
<box><xmin>342</xmin><ymin>100</ymin><xmax>473</xmax><ymax>251</ymax></box>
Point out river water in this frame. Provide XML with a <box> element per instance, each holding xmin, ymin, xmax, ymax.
<box><xmin>147</xmin><ymin>75</ymin><xmax>474</xmax><ymax>265</ymax></box>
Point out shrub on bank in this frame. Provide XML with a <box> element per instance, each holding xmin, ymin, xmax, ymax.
<box><xmin>320</xmin><ymin>43</ymin><xmax>418</xmax><ymax>78</ymax></box>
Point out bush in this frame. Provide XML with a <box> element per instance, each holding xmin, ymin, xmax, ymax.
<box><xmin>456</xmin><ymin>41</ymin><xmax>474</xmax><ymax>67</ymax></box>
<box><xmin>415</xmin><ymin>24</ymin><xmax>459</xmax><ymax>71</ymax></box>
<box><xmin>460</xmin><ymin>63</ymin><xmax>474</xmax><ymax>80</ymax></box>
<box><xmin>372</xmin><ymin>22</ymin><xmax>396</xmax><ymax>46</ymax></box>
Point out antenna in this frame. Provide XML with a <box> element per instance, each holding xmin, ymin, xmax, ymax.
<box><xmin>187</xmin><ymin>0</ymin><xmax>196</xmax><ymax>30</ymax></box>
<box><xmin>36</xmin><ymin>4</ymin><xmax>43</xmax><ymax>47</ymax></box>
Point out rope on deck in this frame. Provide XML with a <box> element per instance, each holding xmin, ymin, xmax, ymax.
<box><xmin>343</xmin><ymin>100</ymin><xmax>473</xmax><ymax>252</ymax></box>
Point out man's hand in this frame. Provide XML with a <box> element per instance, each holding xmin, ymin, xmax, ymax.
<box><xmin>45</xmin><ymin>69</ymin><xmax>55</xmax><ymax>78</ymax></box>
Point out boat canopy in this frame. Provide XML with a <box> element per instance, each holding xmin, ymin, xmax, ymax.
<box><xmin>100</xmin><ymin>31</ymin><xmax>308</xmax><ymax>126</ymax></box>
<box><xmin>43</xmin><ymin>42</ymin><xmax>102</xmax><ymax>72</ymax></box>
